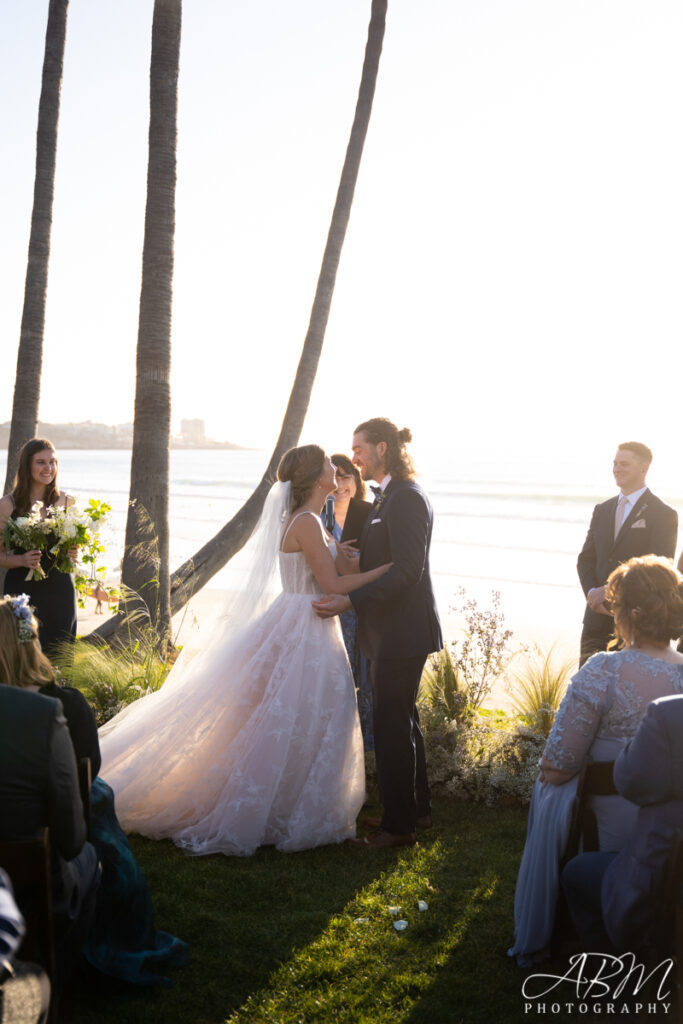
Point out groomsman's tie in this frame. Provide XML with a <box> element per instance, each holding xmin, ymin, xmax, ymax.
<box><xmin>614</xmin><ymin>494</ymin><xmax>628</xmax><ymax>540</ymax></box>
<box><xmin>370</xmin><ymin>485</ymin><xmax>383</xmax><ymax>506</ymax></box>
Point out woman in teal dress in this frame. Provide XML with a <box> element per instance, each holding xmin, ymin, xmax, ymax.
<box><xmin>0</xmin><ymin>593</ymin><xmax>188</xmax><ymax>987</ymax></box>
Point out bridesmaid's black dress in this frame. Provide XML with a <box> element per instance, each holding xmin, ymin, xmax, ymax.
<box><xmin>4</xmin><ymin>499</ymin><xmax>78</xmax><ymax>660</ymax></box>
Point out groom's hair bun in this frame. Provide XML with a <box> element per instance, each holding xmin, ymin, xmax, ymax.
<box><xmin>277</xmin><ymin>445</ymin><xmax>326</xmax><ymax>509</ymax></box>
<box><xmin>354</xmin><ymin>418</ymin><xmax>417</xmax><ymax>482</ymax></box>
<box><xmin>606</xmin><ymin>555</ymin><xmax>683</xmax><ymax>646</ymax></box>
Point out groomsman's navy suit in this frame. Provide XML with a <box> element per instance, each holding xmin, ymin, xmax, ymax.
<box><xmin>577</xmin><ymin>489</ymin><xmax>678</xmax><ymax>665</ymax></box>
<box><xmin>350</xmin><ymin>478</ymin><xmax>442</xmax><ymax>835</ymax></box>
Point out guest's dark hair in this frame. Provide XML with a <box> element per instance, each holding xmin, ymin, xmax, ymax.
<box><xmin>354</xmin><ymin>417</ymin><xmax>416</xmax><ymax>481</ymax></box>
<box><xmin>277</xmin><ymin>445</ymin><xmax>326</xmax><ymax>510</ymax></box>
<box><xmin>10</xmin><ymin>438</ymin><xmax>60</xmax><ymax>516</ymax></box>
<box><xmin>606</xmin><ymin>555</ymin><xmax>683</xmax><ymax>647</ymax></box>
<box><xmin>330</xmin><ymin>453</ymin><xmax>366</xmax><ymax>500</ymax></box>
<box><xmin>618</xmin><ymin>441</ymin><xmax>653</xmax><ymax>464</ymax></box>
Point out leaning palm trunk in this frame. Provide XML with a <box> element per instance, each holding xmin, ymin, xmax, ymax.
<box><xmin>120</xmin><ymin>0</ymin><xmax>181</xmax><ymax>648</ymax></box>
<box><xmin>4</xmin><ymin>0</ymin><xmax>69</xmax><ymax>492</ymax></box>
<box><xmin>169</xmin><ymin>0</ymin><xmax>388</xmax><ymax>614</ymax></box>
<box><xmin>91</xmin><ymin>0</ymin><xmax>387</xmax><ymax>643</ymax></box>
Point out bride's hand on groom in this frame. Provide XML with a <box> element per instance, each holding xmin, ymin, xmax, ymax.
<box><xmin>312</xmin><ymin>595</ymin><xmax>352</xmax><ymax>618</ymax></box>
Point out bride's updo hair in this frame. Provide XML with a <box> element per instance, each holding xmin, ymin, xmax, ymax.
<box><xmin>606</xmin><ymin>555</ymin><xmax>683</xmax><ymax>647</ymax></box>
<box><xmin>277</xmin><ymin>445</ymin><xmax>326</xmax><ymax>509</ymax></box>
<box><xmin>354</xmin><ymin>417</ymin><xmax>416</xmax><ymax>481</ymax></box>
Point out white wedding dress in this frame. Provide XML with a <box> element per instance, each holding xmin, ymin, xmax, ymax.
<box><xmin>98</xmin><ymin>502</ymin><xmax>365</xmax><ymax>856</ymax></box>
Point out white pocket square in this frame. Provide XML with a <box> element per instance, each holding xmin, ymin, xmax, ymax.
<box><xmin>631</xmin><ymin>519</ymin><xmax>646</xmax><ymax>528</ymax></box>
<box><xmin>370</xmin><ymin>518</ymin><xmax>382</xmax><ymax>525</ymax></box>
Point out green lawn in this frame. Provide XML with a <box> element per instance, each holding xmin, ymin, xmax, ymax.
<box><xmin>69</xmin><ymin>796</ymin><xmax>534</xmax><ymax>1024</ymax></box>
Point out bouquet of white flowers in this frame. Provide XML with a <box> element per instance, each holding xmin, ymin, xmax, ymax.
<box><xmin>45</xmin><ymin>499</ymin><xmax>113</xmax><ymax>604</ymax></box>
<box><xmin>4</xmin><ymin>502</ymin><xmax>51</xmax><ymax>581</ymax></box>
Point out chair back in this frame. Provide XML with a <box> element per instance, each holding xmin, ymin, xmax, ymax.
<box><xmin>0</xmin><ymin>827</ymin><xmax>56</xmax><ymax>981</ymax></box>
<box><xmin>77</xmin><ymin>757</ymin><xmax>92</xmax><ymax>838</ymax></box>
<box><xmin>562</xmin><ymin>760</ymin><xmax>617</xmax><ymax>865</ymax></box>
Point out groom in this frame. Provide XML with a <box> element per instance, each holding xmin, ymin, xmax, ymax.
<box><xmin>313</xmin><ymin>418</ymin><xmax>442</xmax><ymax>847</ymax></box>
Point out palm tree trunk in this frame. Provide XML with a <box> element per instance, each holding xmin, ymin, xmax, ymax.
<box><xmin>120</xmin><ymin>0</ymin><xmax>181</xmax><ymax>647</ymax></box>
<box><xmin>4</xmin><ymin>0</ymin><xmax>69</xmax><ymax>493</ymax></box>
<box><xmin>90</xmin><ymin>0</ymin><xmax>386</xmax><ymax>642</ymax></box>
<box><xmin>168</xmin><ymin>0</ymin><xmax>388</xmax><ymax>614</ymax></box>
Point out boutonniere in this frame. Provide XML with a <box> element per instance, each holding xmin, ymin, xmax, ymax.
<box><xmin>370</xmin><ymin>486</ymin><xmax>386</xmax><ymax>510</ymax></box>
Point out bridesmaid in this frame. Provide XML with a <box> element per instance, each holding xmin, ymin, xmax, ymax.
<box><xmin>0</xmin><ymin>438</ymin><xmax>78</xmax><ymax>661</ymax></box>
<box><xmin>327</xmin><ymin>453</ymin><xmax>375</xmax><ymax>749</ymax></box>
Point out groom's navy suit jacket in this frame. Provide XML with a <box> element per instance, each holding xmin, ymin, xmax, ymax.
<box><xmin>350</xmin><ymin>478</ymin><xmax>443</xmax><ymax>661</ymax></box>
<box><xmin>577</xmin><ymin>487</ymin><xmax>678</xmax><ymax>631</ymax></box>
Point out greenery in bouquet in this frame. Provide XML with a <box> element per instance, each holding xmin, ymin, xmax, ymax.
<box><xmin>4</xmin><ymin>501</ymin><xmax>51</xmax><ymax>581</ymax></box>
<box><xmin>46</xmin><ymin>499</ymin><xmax>118</xmax><ymax>609</ymax></box>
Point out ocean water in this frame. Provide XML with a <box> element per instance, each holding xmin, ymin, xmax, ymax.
<box><xmin>2</xmin><ymin>448</ymin><xmax>682</xmax><ymax>654</ymax></box>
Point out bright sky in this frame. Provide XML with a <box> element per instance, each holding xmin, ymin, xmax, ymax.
<box><xmin>2</xmin><ymin>1</ymin><xmax>682</xmax><ymax>463</ymax></box>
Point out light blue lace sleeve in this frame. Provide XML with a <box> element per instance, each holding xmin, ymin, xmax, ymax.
<box><xmin>543</xmin><ymin>652</ymin><xmax>614</xmax><ymax>773</ymax></box>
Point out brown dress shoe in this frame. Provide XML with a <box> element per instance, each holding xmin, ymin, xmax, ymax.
<box><xmin>365</xmin><ymin>829</ymin><xmax>417</xmax><ymax>848</ymax></box>
<box><xmin>363</xmin><ymin>815</ymin><xmax>432</xmax><ymax>832</ymax></box>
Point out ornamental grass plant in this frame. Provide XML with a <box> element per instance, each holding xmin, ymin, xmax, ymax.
<box><xmin>506</xmin><ymin>645</ymin><xmax>574</xmax><ymax>738</ymax></box>
<box><xmin>53</xmin><ymin>635</ymin><xmax>171</xmax><ymax>725</ymax></box>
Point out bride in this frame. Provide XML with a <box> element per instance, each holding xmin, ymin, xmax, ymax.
<box><xmin>98</xmin><ymin>445</ymin><xmax>390</xmax><ymax>856</ymax></box>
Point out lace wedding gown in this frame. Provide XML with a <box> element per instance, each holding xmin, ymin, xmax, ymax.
<box><xmin>509</xmin><ymin>649</ymin><xmax>683</xmax><ymax>965</ymax></box>
<box><xmin>99</xmin><ymin>514</ymin><xmax>365</xmax><ymax>856</ymax></box>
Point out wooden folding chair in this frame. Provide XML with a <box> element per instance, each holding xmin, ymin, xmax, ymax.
<box><xmin>77</xmin><ymin>756</ymin><xmax>92</xmax><ymax>839</ymax></box>
<box><xmin>563</xmin><ymin>760</ymin><xmax>617</xmax><ymax>865</ymax></box>
<box><xmin>553</xmin><ymin>760</ymin><xmax>617</xmax><ymax>952</ymax></box>
<box><xmin>0</xmin><ymin>827</ymin><xmax>57</xmax><ymax>1021</ymax></box>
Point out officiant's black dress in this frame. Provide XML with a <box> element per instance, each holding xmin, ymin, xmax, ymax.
<box><xmin>5</xmin><ymin>525</ymin><xmax>78</xmax><ymax>660</ymax></box>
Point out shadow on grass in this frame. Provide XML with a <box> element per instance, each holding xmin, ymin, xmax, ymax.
<box><xmin>68</xmin><ymin>796</ymin><xmax>533</xmax><ymax>1024</ymax></box>
<box><xmin>69</xmin><ymin>827</ymin><xmax>399</xmax><ymax>1024</ymax></box>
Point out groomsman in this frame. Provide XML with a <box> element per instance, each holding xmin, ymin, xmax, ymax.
<box><xmin>313</xmin><ymin>418</ymin><xmax>442</xmax><ymax>848</ymax></box>
<box><xmin>577</xmin><ymin>442</ymin><xmax>678</xmax><ymax>665</ymax></box>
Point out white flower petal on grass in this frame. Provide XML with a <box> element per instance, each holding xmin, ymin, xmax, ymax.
<box><xmin>393</xmin><ymin>920</ymin><xmax>409</xmax><ymax>932</ymax></box>
<box><xmin>353</xmin><ymin>918</ymin><xmax>369</xmax><ymax>925</ymax></box>
<box><xmin>418</xmin><ymin>900</ymin><xmax>429</xmax><ymax>912</ymax></box>
<box><xmin>388</xmin><ymin>906</ymin><xmax>402</xmax><ymax>916</ymax></box>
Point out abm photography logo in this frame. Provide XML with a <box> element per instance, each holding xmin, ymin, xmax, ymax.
<box><xmin>522</xmin><ymin>952</ymin><xmax>674</xmax><ymax>1016</ymax></box>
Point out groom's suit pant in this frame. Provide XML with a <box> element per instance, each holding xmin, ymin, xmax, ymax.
<box><xmin>370</xmin><ymin>655</ymin><xmax>431</xmax><ymax>835</ymax></box>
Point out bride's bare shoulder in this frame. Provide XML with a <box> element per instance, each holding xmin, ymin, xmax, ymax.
<box><xmin>281</xmin><ymin>511</ymin><xmax>325</xmax><ymax>553</ymax></box>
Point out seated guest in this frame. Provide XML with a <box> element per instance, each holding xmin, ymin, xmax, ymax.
<box><xmin>562</xmin><ymin>692</ymin><xmax>683</xmax><ymax>952</ymax></box>
<box><xmin>508</xmin><ymin>556</ymin><xmax>683</xmax><ymax>965</ymax></box>
<box><xmin>0</xmin><ymin>869</ymin><xmax>51</xmax><ymax>1024</ymax></box>
<box><xmin>0</xmin><ymin>594</ymin><xmax>188</xmax><ymax>988</ymax></box>
<box><xmin>0</xmin><ymin>595</ymin><xmax>99</xmax><ymax>986</ymax></box>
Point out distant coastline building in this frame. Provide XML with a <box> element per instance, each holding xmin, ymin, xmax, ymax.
<box><xmin>0</xmin><ymin>420</ymin><xmax>242</xmax><ymax>451</ymax></box>
<box><xmin>179</xmin><ymin>419</ymin><xmax>206</xmax><ymax>445</ymax></box>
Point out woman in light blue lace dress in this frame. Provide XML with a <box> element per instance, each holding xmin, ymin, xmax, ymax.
<box><xmin>509</xmin><ymin>555</ymin><xmax>683</xmax><ymax>965</ymax></box>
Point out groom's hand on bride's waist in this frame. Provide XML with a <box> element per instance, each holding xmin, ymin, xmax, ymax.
<box><xmin>312</xmin><ymin>595</ymin><xmax>352</xmax><ymax>618</ymax></box>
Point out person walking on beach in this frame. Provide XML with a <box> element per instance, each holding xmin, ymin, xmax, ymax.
<box><xmin>577</xmin><ymin>442</ymin><xmax>677</xmax><ymax>665</ymax></box>
<box><xmin>313</xmin><ymin>418</ymin><xmax>443</xmax><ymax>848</ymax></box>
